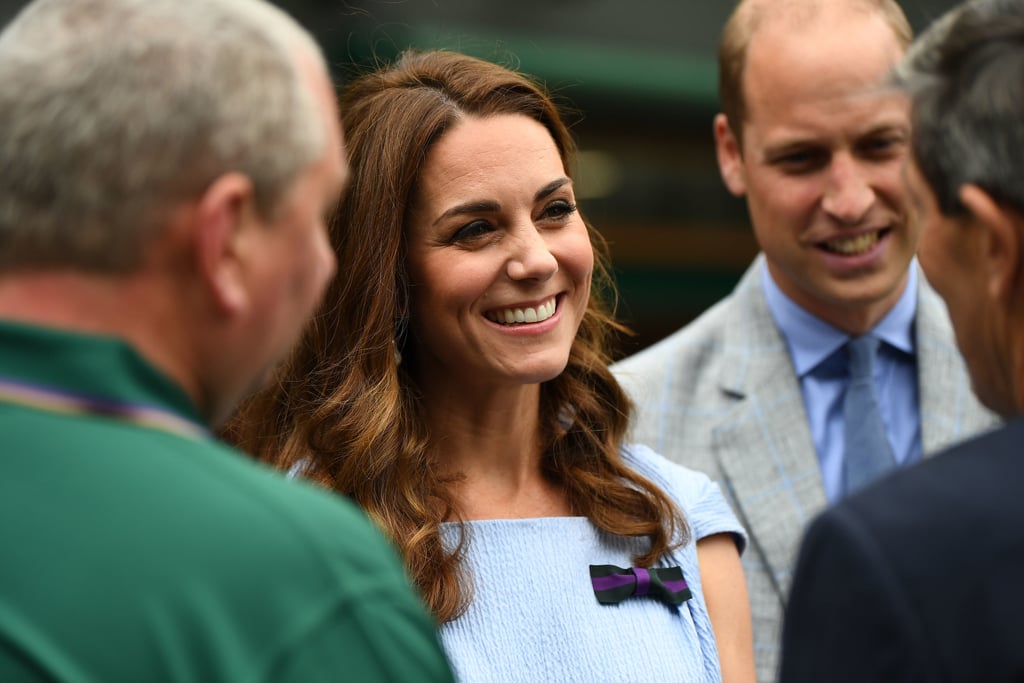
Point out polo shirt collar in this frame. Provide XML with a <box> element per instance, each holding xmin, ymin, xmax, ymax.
<box><xmin>0</xmin><ymin>319</ymin><xmax>207</xmax><ymax>437</ymax></box>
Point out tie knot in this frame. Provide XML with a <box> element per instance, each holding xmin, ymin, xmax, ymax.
<box><xmin>846</xmin><ymin>336</ymin><xmax>879</xmax><ymax>381</ymax></box>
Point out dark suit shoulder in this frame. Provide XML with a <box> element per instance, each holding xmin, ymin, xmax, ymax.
<box><xmin>844</xmin><ymin>419</ymin><xmax>1021</xmax><ymax>533</ymax></box>
<box><xmin>810</xmin><ymin>419</ymin><xmax>1024</xmax><ymax>682</ymax></box>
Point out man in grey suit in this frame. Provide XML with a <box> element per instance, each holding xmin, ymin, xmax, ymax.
<box><xmin>613</xmin><ymin>1</ymin><xmax>997</xmax><ymax>680</ymax></box>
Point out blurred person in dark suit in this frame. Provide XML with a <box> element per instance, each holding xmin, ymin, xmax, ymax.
<box><xmin>781</xmin><ymin>0</ymin><xmax>1024</xmax><ymax>680</ymax></box>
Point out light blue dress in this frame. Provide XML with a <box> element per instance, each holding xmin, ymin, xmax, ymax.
<box><xmin>439</xmin><ymin>444</ymin><xmax>747</xmax><ymax>682</ymax></box>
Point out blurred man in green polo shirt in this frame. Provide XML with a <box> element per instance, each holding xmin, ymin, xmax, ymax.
<box><xmin>0</xmin><ymin>1</ymin><xmax>453</xmax><ymax>681</ymax></box>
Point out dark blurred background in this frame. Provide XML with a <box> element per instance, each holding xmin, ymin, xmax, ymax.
<box><xmin>0</xmin><ymin>0</ymin><xmax>962</xmax><ymax>357</ymax></box>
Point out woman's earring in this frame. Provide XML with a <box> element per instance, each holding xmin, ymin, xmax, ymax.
<box><xmin>393</xmin><ymin>316</ymin><xmax>408</xmax><ymax>367</ymax></box>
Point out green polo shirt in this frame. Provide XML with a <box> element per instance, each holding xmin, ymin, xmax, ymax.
<box><xmin>0</xmin><ymin>320</ymin><xmax>453</xmax><ymax>682</ymax></box>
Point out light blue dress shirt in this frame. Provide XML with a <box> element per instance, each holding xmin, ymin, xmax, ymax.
<box><xmin>762</xmin><ymin>263</ymin><xmax>922</xmax><ymax>503</ymax></box>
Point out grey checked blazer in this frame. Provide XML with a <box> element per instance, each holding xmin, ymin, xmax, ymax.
<box><xmin>612</xmin><ymin>254</ymin><xmax>998</xmax><ymax>683</ymax></box>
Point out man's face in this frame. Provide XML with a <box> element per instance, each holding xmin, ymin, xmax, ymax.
<box><xmin>232</xmin><ymin>60</ymin><xmax>346</xmax><ymax>413</ymax></box>
<box><xmin>253</xmin><ymin>130</ymin><xmax>343</xmax><ymax>366</ymax></box>
<box><xmin>716</xmin><ymin>8</ymin><xmax>917</xmax><ymax>334</ymax></box>
<box><xmin>909</xmin><ymin>159</ymin><xmax>1013</xmax><ymax>416</ymax></box>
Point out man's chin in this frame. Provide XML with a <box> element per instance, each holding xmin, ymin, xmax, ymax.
<box><xmin>204</xmin><ymin>368</ymin><xmax>273</xmax><ymax>434</ymax></box>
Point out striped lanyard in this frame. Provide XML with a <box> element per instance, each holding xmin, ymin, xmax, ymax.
<box><xmin>0</xmin><ymin>376</ymin><xmax>209</xmax><ymax>441</ymax></box>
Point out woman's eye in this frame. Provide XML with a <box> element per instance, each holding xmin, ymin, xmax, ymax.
<box><xmin>449</xmin><ymin>219</ymin><xmax>493</xmax><ymax>243</ymax></box>
<box><xmin>540</xmin><ymin>200</ymin><xmax>578</xmax><ymax>221</ymax></box>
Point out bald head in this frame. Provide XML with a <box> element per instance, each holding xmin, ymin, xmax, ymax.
<box><xmin>718</xmin><ymin>0</ymin><xmax>912</xmax><ymax>142</ymax></box>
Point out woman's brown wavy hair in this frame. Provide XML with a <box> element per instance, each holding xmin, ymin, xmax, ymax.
<box><xmin>227</xmin><ymin>49</ymin><xmax>685</xmax><ymax>622</ymax></box>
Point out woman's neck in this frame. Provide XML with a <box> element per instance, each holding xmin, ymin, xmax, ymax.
<box><xmin>421</xmin><ymin>379</ymin><xmax>572</xmax><ymax>520</ymax></box>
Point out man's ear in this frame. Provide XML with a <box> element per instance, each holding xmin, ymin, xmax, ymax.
<box><xmin>193</xmin><ymin>172</ymin><xmax>258</xmax><ymax>316</ymax></box>
<box><xmin>960</xmin><ymin>183</ymin><xmax>1023</xmax><ymax>304</ymax></box>
<box><xmin>714</xmin><ymin>113</ymin><xmax>747</xmax><ymax>197</ymax></box>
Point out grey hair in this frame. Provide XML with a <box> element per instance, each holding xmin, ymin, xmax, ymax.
<box><xmin>0</xmin><ymin>0</ymin><xmax>328</xmax><ymax>272</ymax></box>
<box><xmin>895</xmin><ymin>0</ymin><xmax>1024</xmax><ymax>216</ymax></box>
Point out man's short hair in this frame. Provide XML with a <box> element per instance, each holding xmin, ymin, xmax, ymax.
<box><xmin>718</xmin><ymin>0</ymin><xmax>913</xmax><ymax>143</ymax></box>
<box><xmin>898</xmin><ymin>0</ymin><xmax>1024</xmax><ymax>216</ymax></box>
<box><xmin>0</xmin><ymin>0</ymin><xmax>327</xmax><ymax>273</ymax></box>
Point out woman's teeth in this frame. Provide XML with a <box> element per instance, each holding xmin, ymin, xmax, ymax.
<box><xmin>485</xmin><ymin>297</ymin><xmax>557</xmax><ymax>325</ymax></box>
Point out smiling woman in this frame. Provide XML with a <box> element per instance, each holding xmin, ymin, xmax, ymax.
<box><xmin>227</xmin><ymin>49</ymin><xmax>754</xmax><ymax>682</ymax></box>
<box><xmin>406</xmin><ymin>113</ymin><xmax>593</xmax><ymax>390</ymax></box>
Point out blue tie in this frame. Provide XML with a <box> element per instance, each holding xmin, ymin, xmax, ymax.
<box><xmin>843</xmin><ymin>336</ymin><xmax>897</xmax><ymax>497</ymax></box>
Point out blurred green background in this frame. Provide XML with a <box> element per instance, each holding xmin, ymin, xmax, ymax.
<box><xmin>0</xmin><ymin>0</ymin><xmax>962</xmax><ymax>356</ymax></box>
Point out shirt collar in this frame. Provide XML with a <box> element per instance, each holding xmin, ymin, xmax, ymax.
<box><xmin>761</xmin><ymin>260</ymin><xmax>918</xmax><ymax>377</ymax></box>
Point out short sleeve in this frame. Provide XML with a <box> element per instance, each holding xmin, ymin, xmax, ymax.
<box><xmin>622</xmin><ymin>443</ymin><xmax>748</xmax><ymax>553</ymax></box>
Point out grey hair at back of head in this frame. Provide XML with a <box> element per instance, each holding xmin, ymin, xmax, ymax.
<box><xmin>0</xmin><ymin>0</ymin><xmax>328</xmax><ymax>273</ymax></box>
<box><xmin>896</xmin><ymin>0</ymin><xmax>1024</xmax><ymax>216</ymax></box>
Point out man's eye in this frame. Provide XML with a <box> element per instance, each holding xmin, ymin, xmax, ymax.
<box><xmin>775</xmin><ymin>150</ymin><xmax>826</xmax><ymax>173</ymax></box>
<box><xmin>860</xmin><ymin>137</ymin><xmax>905</xmax><ymax>158</ymax></box>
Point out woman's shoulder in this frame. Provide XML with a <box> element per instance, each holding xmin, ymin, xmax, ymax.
<box><xmin>622</xmin><ymin>442</ymin><xmax>748</xmax><ymax>551</ymax></box>
<box><xmin>620</xmin><ymin>442</ymin><xmax>714</xmax><ymax>504</ymax></box>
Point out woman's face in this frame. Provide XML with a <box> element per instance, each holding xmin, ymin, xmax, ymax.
<box><xmin>405</xmin><ymin>113</ymin><xmax>593</xmax><ymax>391</ymax></box>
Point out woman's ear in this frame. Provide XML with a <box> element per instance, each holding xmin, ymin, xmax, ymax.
<box><xmin>959</xmin><ymin>183</ymin><xmax>1023</xmax><ymax>305</ymax></box>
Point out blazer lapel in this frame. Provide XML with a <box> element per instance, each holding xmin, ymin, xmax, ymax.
<box><xmin>709</xmin><ymin>259</ymin><xmax>827</xmax><ymax>596</ymax></box>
